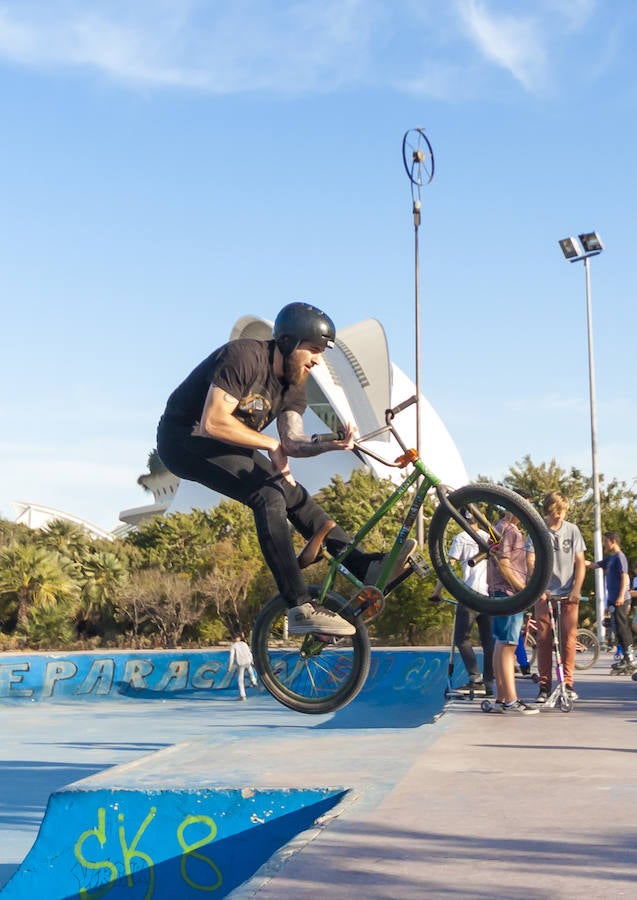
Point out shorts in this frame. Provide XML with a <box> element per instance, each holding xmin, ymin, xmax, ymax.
<box><xmin>492</xmin><ymin>611</ymin><xmax>525</xmax><ymax>645</ymax></box>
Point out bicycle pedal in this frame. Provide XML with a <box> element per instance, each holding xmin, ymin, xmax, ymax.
<box><xmin>408</xmin><ymin>551</ymin><xmax>431</xmax><ymax>579</ymax></box>
<box><xmin>352</xmin><ymin>586</ymin><xmax>385</xmax><ymax>622</ymax></box>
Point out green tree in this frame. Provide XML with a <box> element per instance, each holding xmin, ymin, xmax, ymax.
<box><xmin>495</xmin><ymin>455</ymin><xmax>637</xmax><ymax>605</ymax></box>
<box><xmin>114</xmin><ymin>569</ymin><xmax>206</xmax><ymax>648</ymax></box>
<box><xmin>0</xmin><ymin>543</ymin><xmax>79</xmax><ymax>632</ymax></box>
<box><xmin>125</xmin><ymin>509</ymin><xmax>220</xmax><ymax>575</ymax></box>
<box><xmin>77</xmin><ymin>550</ymin><xmax>128</xmax><ymax>638</ymax></box>
<box><xmin>193</xmin><ymin>539</ymin><xmax>265</xmax><ymax>637</ymax></box>
<box><xmin>315</xmin><ymin>468</ymin><xmax>442</xmax><ymax>644</ymax></box>
<box><xmin>38</xmin><ymin>519</ymin><xmax>91</xmax><ymax>559</ymax></box>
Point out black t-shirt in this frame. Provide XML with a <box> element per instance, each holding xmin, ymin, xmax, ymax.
<box><xmin>163</xmin><ymin>339</ymin><xmax>306</xmax><ymax>432</ymax></box>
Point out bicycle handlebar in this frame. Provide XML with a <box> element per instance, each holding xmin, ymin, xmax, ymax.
<box><xmin>311</xmin><ymin>430</ymin><xmax>346</xmax><ymax>443</ymax></box>
<box><xmin>385</xmin><ymin>395</ymin><xmax>418</xmax><ymax>423</ymax></box>
<box><xmin>312</xmin><ymin>396</ymin><xmax>419</xmax><ymax>466</ymax></box>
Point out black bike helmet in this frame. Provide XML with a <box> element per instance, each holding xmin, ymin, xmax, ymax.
<box><xmin>273</xmin><ymin>302</ymin><xmax>336</xmax><ymax>357</ymax></box>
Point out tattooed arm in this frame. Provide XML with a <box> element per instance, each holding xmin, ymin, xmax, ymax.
<box><xmin>193</xmin><ymin>385</ymin><xmax>296</xmax><ymax>484</ymax></box>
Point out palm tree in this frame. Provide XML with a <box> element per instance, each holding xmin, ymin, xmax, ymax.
<box><xmin>0</xmin><ymin>543</ymin><xmax>79</xmax><ymax>630</ymax></box>
<box><xmin>38</xmin><ymin>519</ymin><xmax>90</xmax><ymax>560</ymax></box>
<box><xmin>78</xmin><ymin>550</ymin><xmax>127</xmax><ymax>635</ymax></box>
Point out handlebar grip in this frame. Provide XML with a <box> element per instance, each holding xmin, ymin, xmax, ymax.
<box><xmin>386</xmin><ymin>395</ymin><xmax>417</xmax><ymax>420</ymax></box>
<box><xmin>311</xmin><ymin>430</ymin><xmax>345</xmax><ymax>444</ymax></box>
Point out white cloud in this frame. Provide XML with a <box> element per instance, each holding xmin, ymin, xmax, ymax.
<box><xmin>0</xmin><ymin>1</ymin><xmax>610</xmax><ymax>98</ymax></box>
<box><xmin>0</xmin><ymin>0</ymin><xmax>377</xmax><ymax>92</ymax></box>
<box><xmin>455</xmin><ymin>0</ymin><xmax>548</xmax><ymax>91</ymax></box>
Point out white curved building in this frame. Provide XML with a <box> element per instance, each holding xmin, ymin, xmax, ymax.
<box><xmin>119</xmin><ymin>316</ymin><xmax>468</xmax><ymax>525</ymax></box>
<box><xmin>12</xmin><ymin>501</ymin><xmax>114</xmax><ymax>540</ymax></box>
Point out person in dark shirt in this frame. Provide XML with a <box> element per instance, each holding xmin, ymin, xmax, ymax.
<box><xmin>591</xmin><ymin>531</ymin><xmax>634</xmax><ymax>673</ymax></box>
<box><xmin>157</xmin><ymin>302</ymin><xmax>413</xmax><ymax>636</ymax></box>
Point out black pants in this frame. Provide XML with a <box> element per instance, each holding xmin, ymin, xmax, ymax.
<box><xmin>612</xmin><ymin>601</ymin><xmax>634</xmax><ymax>660</ymax></box>
<box><xmin>157</xmin><ymin>421</ymin><xmax>367</xmax><ymax>607</ymax></box>
<box><xmin>453</xmin><ymin>603</ymin><xmax>494</xmax><ymax>682</ymax></box>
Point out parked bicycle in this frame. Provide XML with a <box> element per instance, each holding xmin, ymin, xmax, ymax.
<box><xmin>521</xmin><ymin>603</ymin><xmax>600</xmax><ymax>673</ymax></box>
<box><xmin>252</xmin><ymin>396</ymin><xmax>554</xmax><ymax>714</ymax></box>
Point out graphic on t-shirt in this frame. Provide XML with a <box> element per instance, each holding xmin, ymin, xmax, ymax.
<box><xmin>236</xmin><ymin>392</ymin><xmax>272</xmax><ymax>430</ymax></box>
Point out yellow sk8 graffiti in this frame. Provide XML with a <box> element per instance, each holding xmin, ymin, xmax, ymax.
<box><xmin>74</xmin><ymin>806</ymin><xmax>222</xmax><ymax>899</ymax></box>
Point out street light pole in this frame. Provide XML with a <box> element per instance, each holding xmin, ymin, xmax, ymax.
<box><xmin>583</xmin><ymin>255</ymin><xmax>605</xmax><ymax>643</ymax></box>
<box><xmin>558</xmin><ymin>232</ymin><xmax>605</xmax><ymax>642</ymax></box>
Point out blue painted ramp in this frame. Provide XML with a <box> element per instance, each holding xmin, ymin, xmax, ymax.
<box><xmin>0</xmin><ymin>648</ymin><xmax>473</xmax><ymax>897</ymax></box>
<box><xmin>1</xmin><ymin>784</ymin><xmax>346</xmax><ymax>899</ymax></box>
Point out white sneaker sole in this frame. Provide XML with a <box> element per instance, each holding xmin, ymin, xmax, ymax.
<box><xmin>288</xmin><ymin>621</ymin><xmax>355</xmax><ymax>637</ymax></box>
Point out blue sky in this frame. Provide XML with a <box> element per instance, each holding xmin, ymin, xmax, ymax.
<box><xmin>1</xmin><ymin>0</ymin><xmax>635</xmax><ymax>531</ymax></box>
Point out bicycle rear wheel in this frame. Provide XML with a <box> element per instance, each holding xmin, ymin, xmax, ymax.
<box><xmin>428</xmin><ymin>484</ymin><xmax>553</xmax><ymax>616</ymax></box>
<box><xmin>574</xmin><ymin>628</ymin><xmax>600</xmax><ymax>670</ymax></box>
<box><xmin>251</xmin><ymin>589</ymin><xmax>371</xmax><ymax>715</ymax></box>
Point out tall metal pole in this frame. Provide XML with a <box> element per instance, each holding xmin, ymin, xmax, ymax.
<box><xmin>413</xmin><ymin>199</ymin><xmax>423</xmax><ymax>545</ymax></box>
<box><xmin>402</xmin><ymin>129</ymin><xmax>434</xmax><ymax>548</ymax></box>
<box><xmin>584</xmin><ymin>256</ymin><xmax>604</xmax><ymax>642</ymax></box>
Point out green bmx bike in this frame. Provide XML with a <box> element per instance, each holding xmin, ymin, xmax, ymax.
<box><xmin>252</xmin><ymin>396</ymin><xmax>553</xmax><ymax>714</ymax></box>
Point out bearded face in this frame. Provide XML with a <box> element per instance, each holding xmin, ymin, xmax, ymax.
<box><xmin>284</xmin><ymin>346</ymin><xmax>319</xmax><ymax>385</ymax></box>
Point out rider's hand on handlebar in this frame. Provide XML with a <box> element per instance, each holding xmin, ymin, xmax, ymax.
<box><xmin>336</xmin><ymin>422</ymin><xmax>357</xmax><ymax>451</ymax></box>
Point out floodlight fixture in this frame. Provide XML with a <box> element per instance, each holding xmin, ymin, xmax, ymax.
<box><xmin>578</xmin><ymin>231</ymin><xmax>604</xmax><ymax>254</ymax></box>
<box><xmin>559</xmin><ymin>237</ymin><xmax>583</xmax><ymax>260</ymax></box>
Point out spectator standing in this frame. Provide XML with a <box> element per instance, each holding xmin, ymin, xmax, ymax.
<box><xmin>431</xmin><ymin>511</ymin><xmax>494</xmax><ymax>696</ymax></box>
<box><xmin>533</xmin><ymin>492</ymin><xmax>586</xmax><ymax>704</ymax></box>
<box><xmin>488</xmin><ymin>510</ymin><xmax>538</xmax><ymax>715</ymax></box>
<box><xmin>630</xmin><ymin>561</ymin><xmax>637</xmax><ymax>641</ymax></box>
<box><xmin>229</xmin><ymin>633</ymin><xmax>258</xmax><ymax>700</ymax></box>
<box><xmin>591</xmin><ymin>532</ymin><xmax>634</xmax><ymax>674</ymax></box>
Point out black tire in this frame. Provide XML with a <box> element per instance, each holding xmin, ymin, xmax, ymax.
<box><xmin>428</xmin><ymin>484</ymin><xmax>553</xmax><ymax>616</ymax></box>
<box><xmin>251</xmin><ymin>589</ymin><xmax>371</xmax><ymax>715</ymax></box>
<box><xmin>559</xmin><ymin>693</ymin><xmax>574</xmax><ymax>713</ymax></box>
<box><xmin>574</xmin><ymin>628</ymin><xmax>600</xmax><ymax>670</ymax></box>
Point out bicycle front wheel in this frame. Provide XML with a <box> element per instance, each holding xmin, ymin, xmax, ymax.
<box><xmin>252</xmin><ymin>590</ymin><xmax>371</xmax><ymax>715</ymax></box>
<box><xmin>428</xmin><ymin>484</ymin><xmax>553</xmax><ymax>616</ymax></box>
<box><xmin>574</xmin><ymin>628</ymin><xmax>600</xmax><ymax>670</ymax></box>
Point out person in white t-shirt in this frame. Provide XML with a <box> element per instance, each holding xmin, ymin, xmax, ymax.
<box><xmin>228</xmin><ymin>633</ymin><xmax>258</xmax><ymax>700</ymax></box>
<box><xmin>532</xmin><ymin>492</ymin><xmax>586</xmax><ymax>703</ymax></box>
<box><xmin>431</xmin><ymin>510</ymin><xmax>494</xmax><ymax>695</ymax></box>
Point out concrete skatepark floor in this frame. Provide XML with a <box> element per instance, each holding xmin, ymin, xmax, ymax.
<box><xmin>1</xmin><ymin>651</ymin><xmax>635</xmax><ymax>898</ymax></box>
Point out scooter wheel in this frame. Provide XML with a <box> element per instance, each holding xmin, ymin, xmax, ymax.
<box><xmin>481</xmin><ymin>699</ymin><xmax>493</xmax><ymax>712</ymax></box>
<box><xmin>632</xmin><ymin>671</ymin><xmax>637</xmax><ymax>682</ymax></box>
<box><xmin>559</xmin><ymin>695</ymin><xmax>574</xmax><ymax>713</ymax></box>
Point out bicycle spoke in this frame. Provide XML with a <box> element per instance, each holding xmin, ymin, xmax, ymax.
<box><xmin>252</xmin><ymin>592</ymin><xmax>370</xmax><ymax>714</ymax></box>
<box><xmin>429</xmin><ymin>484</ymin><xmax>553</xmax><ymax>616</ymax></box>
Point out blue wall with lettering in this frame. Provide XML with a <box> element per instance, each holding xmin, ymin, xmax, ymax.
<box><xmin>0</xmin><ymin>650</ymin><xmax>247</xmax><ymax>701</ymax></box>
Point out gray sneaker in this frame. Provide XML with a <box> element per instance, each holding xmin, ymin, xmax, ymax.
<box><xmin>500</xmin><ymin>700</ymin><xmax>539</xmax><ymax>715</ymax></box>
<box><xmin>365</xmin><ymin>539</ymin><xmax>418</xmax><ymax>586</ymax></box>
<box><xmin>287</xmin><ymin>601</ymin><xmax>355</xmax><ymax>636</ymax></box>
